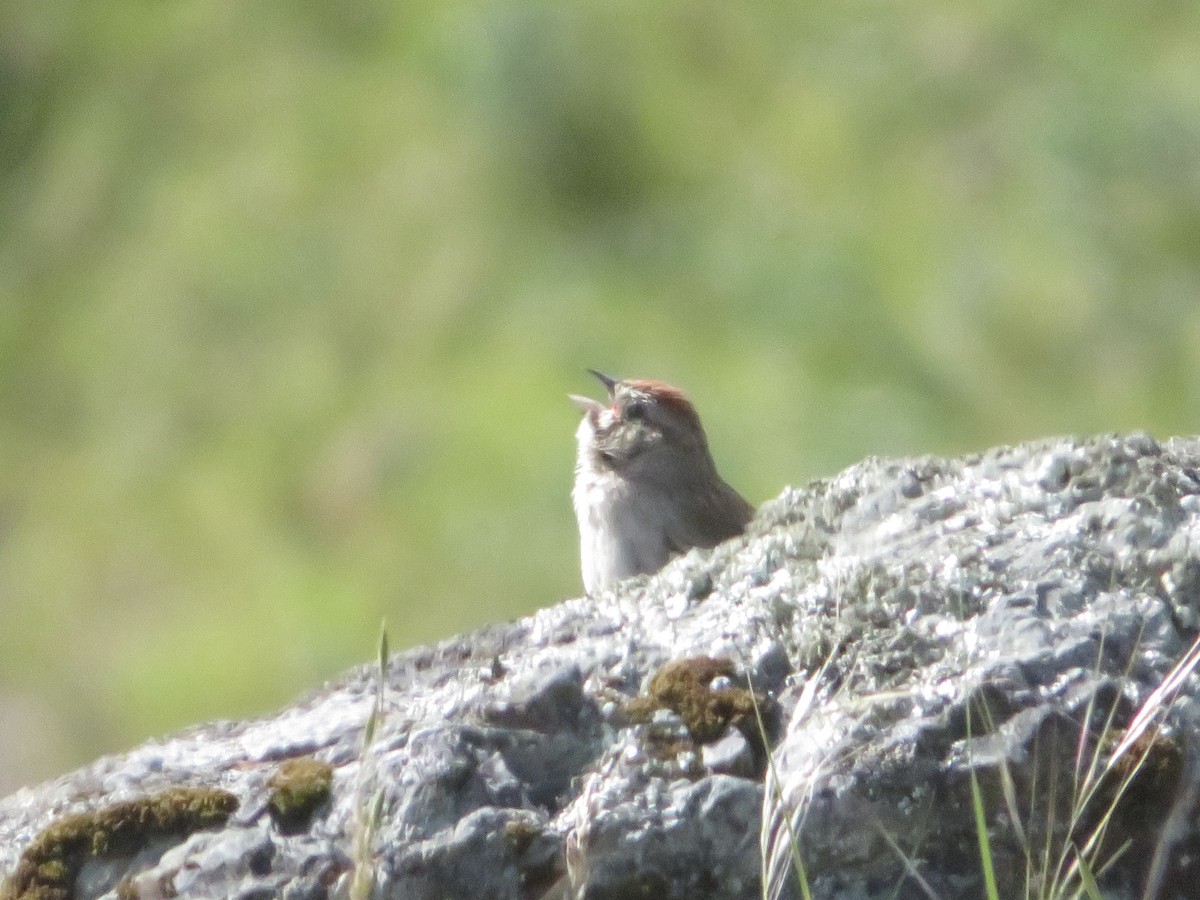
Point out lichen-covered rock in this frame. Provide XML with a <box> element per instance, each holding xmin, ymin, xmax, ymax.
<box><xmin>267</xmin><ymin>757</ymin><xmax>334</xmax><ymax>834</ymax></box>
<box><xmin>2</xmin><ymin>433</ymin><xmax>1200</xmax><ymax>899</ymax></box>
<box><xmin>0</xmin><ymin>788</ymin><xmax>237</xmax><ymax>900</ymax></box>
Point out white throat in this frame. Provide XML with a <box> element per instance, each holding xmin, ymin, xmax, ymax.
<box><xmin>572</xmin><ymin>415</ymin><xmax>673</xmax><ymax>594</ymax></box>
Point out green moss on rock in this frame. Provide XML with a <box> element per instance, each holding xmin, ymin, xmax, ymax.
<box><xmin>266</xmin><ymin>756</ymin><xmax>333</xmax><ymax>833</ymax></box>
<box><xmin>1</xmin><ymin>787</ymin><xmax>238</xmax><ymax>900</ymax></box>
<box><xmin>627</xmin><ymin>656</ymin><xmax>759</xmax><ymax>744</ymax></box>
<box><xmin>502</xmin><ymin>817</ymin><xmax>541</xmax><ymax>856</ymax></box>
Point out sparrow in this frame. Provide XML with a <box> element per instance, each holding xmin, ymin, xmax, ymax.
<box><xmin>570</xmin><ymin>370</ymin><xmax>754</xmax><ymax>595</ymax></box>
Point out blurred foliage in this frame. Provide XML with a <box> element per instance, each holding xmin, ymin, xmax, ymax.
<box><xmin>1</xmin><ymin>0</ymin><xmax>1198</xmax><ymax>791</ymax></box>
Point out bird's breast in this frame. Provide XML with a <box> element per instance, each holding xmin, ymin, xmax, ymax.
<box><xmin>572</xmin><ymin>469</ymin><xmax>673</xmax><ymax>594</ymax></box>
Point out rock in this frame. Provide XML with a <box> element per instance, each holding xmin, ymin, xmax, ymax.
<box><xmin>700</xmin><ymin>728</ymin><xmax>755</xmax><ymax>778</ymax></box>
<box><xmin>3</xmin><ymin>433</ymin><xmax>1200</xmax><ymax>899</ymax></box>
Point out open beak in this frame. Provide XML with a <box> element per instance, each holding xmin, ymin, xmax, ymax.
<box><xmin>570</xmin><ymin>369</ymin><xmax>620</xmax><ymax>419</ymax></box>
<box><xmin>587</xmin><ymin>369</ymin><xmax>619</xmax><ymax>397</ymax></box>
<box><xmin>568</xmin><ymin>394</ymin><xmax>605</xmax><ymax>417</ymax></box>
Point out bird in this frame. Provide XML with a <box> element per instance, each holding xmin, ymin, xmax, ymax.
<box><xmin>569</xmin><ymin>370</ymin><xmax>755</xmax><ymax>595</ymax></box>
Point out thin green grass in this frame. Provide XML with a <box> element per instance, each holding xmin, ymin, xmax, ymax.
<box><xmin>1074</xmin><ymin>848</ymin><xmax>1102</xmax><ymax>900</ymax></box>
<box><xmin>752</xmin><ymin>645</ymin><xmax>851</xmax><ymax>900</ymax></box>
<box><xmin>964</xmin><ymin>628</ymin><xmax>1200</xmax><ymax>900</ymax></box>
<box><xmin>873</xmin><ymin>822</ymin><xmax>941</xmax><ymax>900</ymax></box>
<box><xmin>347</xmin><ymin>620</ymin><xmax>391</xmax><ymax>900</ymax></box>
<box><xmin>749</xmin><ymin>675</ymin><xmax>813</xmax><ymax>900</ymax></box>
<box><xmin>966</xmin><ymin>701</ymin><xmax>1001</xmax><ymax>900</ymax></box>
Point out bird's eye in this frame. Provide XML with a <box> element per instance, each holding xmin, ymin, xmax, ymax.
<box><xmin>624</xmin><ymin>399</ymin><xmax>647</xmax><ymax>420</ymax></box>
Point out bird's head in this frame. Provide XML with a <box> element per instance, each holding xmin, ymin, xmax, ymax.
<box><xmin>570</xmin><ymin>370</ymin><xmax>713</xmax><ymax>482</ymax></box>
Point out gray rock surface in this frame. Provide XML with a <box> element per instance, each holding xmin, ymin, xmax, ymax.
<box><xmin>3</xmin><ymin>433</ymin><xmax>1200</xmax><ymax>899</ymax></box>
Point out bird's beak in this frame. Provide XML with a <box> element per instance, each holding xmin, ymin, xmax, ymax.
<box><xmin>569</xmin><ymin>394</ymin><xmax>605</xmax><ymax>417</ymax></box>
<box><xmin>571</xmin><ymin>370</ymin><xmax>619</xmax><ymax>421</ymax></box>
<box><xmin>587</xmin><ymin>369</ymin><xmax>619</xmax><ymax>397</ymax></box>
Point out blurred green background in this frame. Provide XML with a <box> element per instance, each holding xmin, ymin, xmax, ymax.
<box><xmin>2</xmin><ymin>0</ymin><xmax>1198</xmax><ymax>794</ymax></box>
